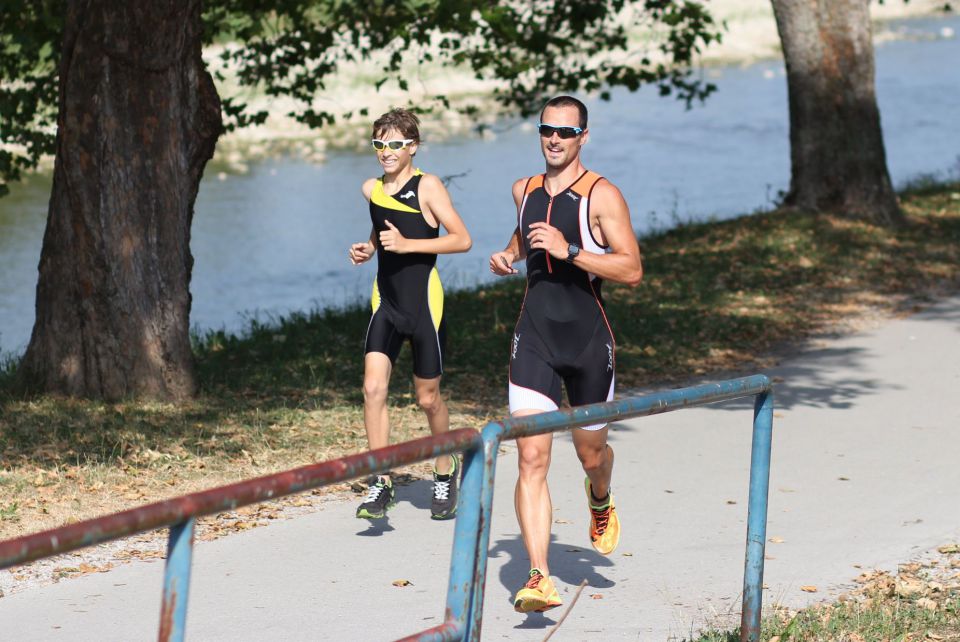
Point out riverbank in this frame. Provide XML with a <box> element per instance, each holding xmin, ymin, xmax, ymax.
<box><xmin>1</xmin><ymin>181</ymin><xmax>958</xmax><ymax>542</ymax></box>
<box><xmin>209</xmin><ymin>0</ymin><xmax>953</xmax><ymax>166</ymax></box>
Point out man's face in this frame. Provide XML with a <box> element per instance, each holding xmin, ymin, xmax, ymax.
<box><xmin>373</xmin><ymin>127</ymin><xmax>418</xmax><ymax>175</ymax></box>
<box><xmin>539</xmin><ymin>105</ymin><xmax>587</xmax><ymax>170</ymax></box>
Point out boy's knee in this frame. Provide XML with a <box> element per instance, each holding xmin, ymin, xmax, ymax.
<box><xmin>417</xmin><ymin>388</ymin><xmax>442</xmax><ymax>414</ymax></box>
<box><xmin>363</xmin><ymin>379</ymin><xmax>388</xmax><ymax>403</ymax></box>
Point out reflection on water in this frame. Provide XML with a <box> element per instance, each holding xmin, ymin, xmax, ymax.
<box><xmin>1</xmin><ymin>15</ymin><xmax>958</xmax><ymax>354</ymax></box>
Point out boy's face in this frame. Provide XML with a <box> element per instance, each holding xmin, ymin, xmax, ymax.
<box><xmin>373</xmin><ymin>127</ymin><xmax>418</xmax><ymax>176</ymax></box>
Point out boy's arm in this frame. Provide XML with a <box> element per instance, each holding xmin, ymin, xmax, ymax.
<box><xmin>349</xmin><ymin>180</ymin><xmax>378</xmax><ymax>265</ymax></box>
<box><xmin>378</xmin><ymin>174</ymin><xmax>472</xmax><ymax>255</ymax></box>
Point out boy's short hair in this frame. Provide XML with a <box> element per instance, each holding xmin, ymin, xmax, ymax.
<box><xmin>540</xmin><ymin>95</ymin><xmax>588</xmax><ymax>130</ymax></box>
<box><xmin>372</xmin><ymin>108</ymin><xmax>421</xmax><ymax>142</ymax></box>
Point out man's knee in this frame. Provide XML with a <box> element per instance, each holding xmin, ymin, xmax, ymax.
<box><xmin>517</xmin><ymin>442</ymin><xmax>551</xmax><ymax>479</ymax></box>
<box><xmin>576</xmin><ymin>441</ymin><xmax>609</xmax><ymax>474</ymax></box>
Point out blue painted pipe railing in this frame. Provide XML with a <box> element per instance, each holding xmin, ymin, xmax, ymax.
<box><xmin>0</xmin><ymin>375</ymin><xmax>773</xmax><ymax>642</ymax></box>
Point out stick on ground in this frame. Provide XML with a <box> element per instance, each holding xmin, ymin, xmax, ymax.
<box><xmin>542</xmin><ymin>579</ymin><xmax>589</xmax><ymax>642</ymax></box>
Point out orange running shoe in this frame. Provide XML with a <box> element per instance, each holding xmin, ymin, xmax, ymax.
<box><xmin>585</xmin><ymin>477</ymin><xmax>620</xmax><ymax>555</ymax></box>
<box><xmin>513</xmin><ymin>568</ymin><xmax>563</xmax><ymax>613</ymax></box>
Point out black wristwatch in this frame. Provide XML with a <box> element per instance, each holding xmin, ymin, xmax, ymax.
<box><xmin>565</xmin><ymin>243</ymin><xmax>580</xmax><ymax>263</ymax></box>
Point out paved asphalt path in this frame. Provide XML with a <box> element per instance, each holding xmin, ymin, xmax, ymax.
<box><xmin>2</xmin><ymin>294</ymin><xmax>959</xmax><ymax>641</ymax></box>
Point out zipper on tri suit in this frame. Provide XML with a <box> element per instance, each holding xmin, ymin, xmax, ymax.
<box><xmin>545</xmin><ymin>195</ymin><xmax>554</xmax><ymax>274</ymax></box>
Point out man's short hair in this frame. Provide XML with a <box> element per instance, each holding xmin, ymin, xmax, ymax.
<box><xmin>372</xmin><ymin>108</ymin><xmax>421</xmax><ymax>142</ymax></box>
<box><xmin>540</xmin><ymin>96</ymin><xmax>588</xmax><ymax>130</ymax></box>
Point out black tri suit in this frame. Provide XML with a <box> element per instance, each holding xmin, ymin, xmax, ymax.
<box><xmin>365</xmin><ymin>170</ymin><xmax>446</xmax><ymax>379</ymax></box>
<box><xmin>508</xmin><ymin>170</ymin><xmax>615</xmax><ymax>429</ymax></box>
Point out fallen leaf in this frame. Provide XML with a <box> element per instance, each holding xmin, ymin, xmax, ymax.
<box><xmin>837</xmin><ymin>476</ymin><xmax>850</xmax><ymax>481</ymax></box>
<box><xmin>916</xmin><ymin>597</ymin><xmax>938</xmax><ymax>611</ymax></box>
<box><xmin>554</xmin><ymin>519</ymin><xmax>570</xmax><ymax>524</ymax></box>
<box><xmin>725</xmin><ymin>500</ymin><xmax>737</xmax><ymax>505</ymax></box>
<box><xmin>800</xmin><ymin>585</ymin><xmax>818</xmax><ymax>593</ymax></box>
<box><xmin>392</xmin><ymin>579</ymin><xmax>413</xmax><ymax>587</ymax></box>
<box><xmin>642</xmin><ymin>346</ymin><xmax>657</xmax><ymax>357</ymax></box>
<box><xmin>590</xmin><ymin>594</ymin><xmax>603</xmax><ymax>600</ymax></box>
<box><xmin>769</xmin><ymin>536</ymin><xmax>785</xmax><ymax>544</ymax></box>
<box><xmin>937</xmin><ymin>544</ymin><xmax>959</xmax><ymax>554</ymax></box>
<box><xmin>622</xmin><ymin>553</ymin><xmax>633</xmax><ymax>557</ymax></box>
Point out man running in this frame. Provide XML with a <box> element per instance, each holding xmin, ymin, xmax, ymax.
<box><xmin>349</xmin><ymin>108</ymin><xmax>472</xmax><ymax>520</ymax></box>
<box><xmin>488</xmin><ymin>95</ymin><xmax>642</xmax><ymax>612</ymax></box>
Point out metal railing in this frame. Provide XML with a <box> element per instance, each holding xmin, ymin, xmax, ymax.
<box><xmin>0</xmin><ymin>374</ymin><xmax>773</xmax><ymax>642</ymax></box>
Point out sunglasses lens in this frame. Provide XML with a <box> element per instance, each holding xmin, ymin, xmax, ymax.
<box><xmin>387</xmin><ymin>141</ymin><xmax>405</xmax><ymax>150</ymax></box>
<box><xmin>372</xmin><ymin>141</ymin><xmax>385</xmax><ymax>150</ymax></box>
<box><xmin>538</xmin><ymin>125</ymin><xmax>580</xmax><ymax>139</ymax></box>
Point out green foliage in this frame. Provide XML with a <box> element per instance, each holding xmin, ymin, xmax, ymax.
<box><xmin>0</xmin><ymin>0</ymin><xmax>722</xmax><ymax>189</ymax></box>
<box><xmin>0</xmin><ymin>0</ymin><xmax>62</xmax><ymax>196</ymax></box>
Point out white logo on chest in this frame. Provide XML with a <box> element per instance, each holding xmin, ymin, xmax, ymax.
<box><xmin>565</xmin><ymin>191</ymin><xmax>579</xmax><ymax>202</ymax></box>
<box><xmin>399</xmin><ymin>190</ymin><xmax>416</xmax><ymax>200</ymax></box>
<box><xmin>512</xmin><ymin>333</ymin><xmax>521</xmax><ymax>360</ymax></box>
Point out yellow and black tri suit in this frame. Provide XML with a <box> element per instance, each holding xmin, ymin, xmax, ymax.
<box><xmin>365</xmin><ymin>170</ymin><xmax>446</xmax><ymax>379</ymax></box>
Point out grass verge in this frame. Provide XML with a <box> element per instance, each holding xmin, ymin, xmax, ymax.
<box><xmin>691</xmin><ymin>544</ymin><xmax>960</xmax><ymax>641</ymax></box>
<box><xmin>0</xmin><ymin>182</ymin><xmax>959</xmax><ymax>541</ymax></box>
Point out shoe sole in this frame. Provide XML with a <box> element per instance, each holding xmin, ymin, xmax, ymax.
<box><xmin>356</xmin><ymin>500</ymin><xmax>396</xmax><ymax>520</ymax></box>
<box><xmin>430</xmin><ymin>503</ymin><xmax>458</xmax><ymax>520</ymax></box>
<box><xmin>514</xmin><ymin>597</ymin><xmax>562</xmax><ymax>613</ymax></box>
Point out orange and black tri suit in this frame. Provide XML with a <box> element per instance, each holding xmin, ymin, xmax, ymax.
<box><xmin>508</xmin><ymin>171</ymin><xmax>615</xmax><ymax>428</ymax></box>
<box><xmin>365</xmin><ymin>170</ymin><xmax>446</xmax><ymax>379</ymax></box>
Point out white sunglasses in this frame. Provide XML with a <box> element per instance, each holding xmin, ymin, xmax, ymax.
<box><xmin>372</xmin><ymin>138</ymin><xmax>415</xmax><ymax>152</ymax></box>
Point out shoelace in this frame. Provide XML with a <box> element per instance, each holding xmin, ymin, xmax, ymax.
<box><xmin>363</xmin><ymin>482</ymin><xmax>386</xmax><ymax>503</ymax></box>
<box><xmin>433</xmin><ymin>479</ymin><xmax>450</xmax><ymax>501</ymax></box>
<box><xmin>524</xmin><ymin>571</ymin><xmax>545</xmax><ymax>589</ymax></box>
<box><xmin>591</xmin><ymin>505</ymin><xmax>610</xmax><ymax>534</ymax></box>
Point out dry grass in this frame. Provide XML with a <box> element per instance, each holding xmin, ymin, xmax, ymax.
<box><xmin>1</xmin><ymin>182</ymin><xmax>959</xmax><ymax>543</ymax></box>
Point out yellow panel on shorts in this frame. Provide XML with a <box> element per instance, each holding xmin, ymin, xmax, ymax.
<box><xmin>371</xmin><ymin>278</ymin><xmax>381</xmax><ymax>312</ymax></box>
<box><xmin>428</xmin><ymin>267</ymin><xmax>444</xmax><ymax>331</ymax></box>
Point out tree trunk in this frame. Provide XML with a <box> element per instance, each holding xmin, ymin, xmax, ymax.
<box><xmin>771</xmin><ymin>0</ymin><xmax>904</xmax><ymax>226</ymax></box>
<box><xmin>19</xmin><ymin>0</ymin><xmax>222</xmax><ymax>399</ymax></box>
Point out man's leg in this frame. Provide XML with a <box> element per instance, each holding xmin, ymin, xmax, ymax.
<box><xmin>357</xmin><ymin>352</ymin><xmax>395</xmax><ymax>519</ymax></box>
<box><xmin>512</xmin><ymin>409</ymin><xmax>562</xmax><ymax>611</ymax></box>
<box><xmin>514</xmin><ymin>412</ymin><xmax>553</xmax><ymax>572</ymax></box>
<box><xmin>572</xmin><ymin>425</ymin><xmax>613</xmax><ymax>499</ymax></box>
<box><xmin>572</xmin><ymin>425</ymin><xmax>620</xmax><ymax>555</ymax></box>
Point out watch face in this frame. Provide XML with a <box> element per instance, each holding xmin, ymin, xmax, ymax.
<box><xmin>568</xmin><ymin>243</ymin><xmax>579</xmax><ymax>256</ymax></box>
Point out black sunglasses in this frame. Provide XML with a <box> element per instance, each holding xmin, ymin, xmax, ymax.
<box><xmin>537</xmin><ymin>122</ymin><xmax>584</xmax><ymax>139</ymax></box>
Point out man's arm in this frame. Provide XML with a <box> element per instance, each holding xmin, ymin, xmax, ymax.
<box><xmin>378</xmin><ymin>174</ymin><xmax>472</xmax><ymax>255</ymax></box>
<box><xmin>526</xmin><ymin>180</ymin><xmax>642</xmax><ymax>286</ymax></box>
<box><xmin>489</xmin><ymin>178</ymin><xmax>528</xmax><ymax>275</ymax></box>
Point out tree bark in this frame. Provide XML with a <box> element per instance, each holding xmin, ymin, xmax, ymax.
<box><xmin>19</xmin><ymin>0</ymin><xmax>222</xmax><ymax>399</ymax></box>
<box><xmin>771</xmin><ymin>0</ymin><xmax>904</xmax><ymax>226</ymax></box>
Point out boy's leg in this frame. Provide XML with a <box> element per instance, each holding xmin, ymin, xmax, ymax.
<box><xmin>414</xmin><ymin>375</ymin><xmax>452</xmax><ymax>474</ymax></box>
<box><xmin>357</xmin><ymin>352</ymin><xmax>396</xmax><ymax>519</ymax></box>
<box><xmin>363</xmin><ymin>352</ymin><xmax>394</xmax><ymax>456</ymax></box>
<box><xmin>416</xmin><ymin>375</ymin><xmax>461</xmax><ymax>520</ymax></box>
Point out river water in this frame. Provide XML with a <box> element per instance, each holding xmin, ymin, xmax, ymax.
<box><xmin>1</xmin><ymin>15</ymin><xmax>957</xmax><ymax>355</ymax></box>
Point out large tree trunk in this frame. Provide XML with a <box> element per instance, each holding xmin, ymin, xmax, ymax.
<box><xmin>771</xmin><ymin>0</ymin><xmax>904</xmax><ymax>226</ymax></box>
<box><xmin>19</xmin><ymin>0</ymin><xmax>221</xmax><ymax>399</ymax></box>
